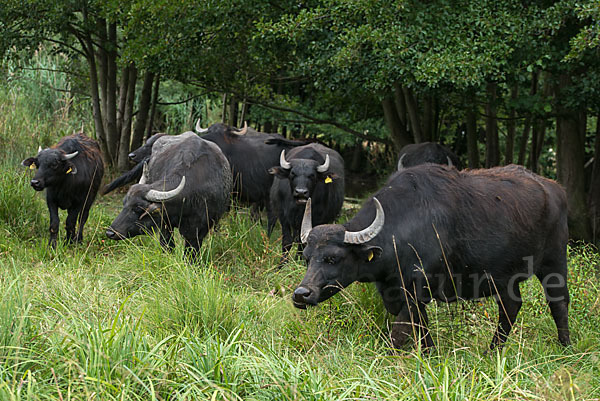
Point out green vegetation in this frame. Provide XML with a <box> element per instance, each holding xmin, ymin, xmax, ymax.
<box><xmin>1</xmin><ymin>57</ymin><xmax>600</xmax><ymax>401</ymax></box>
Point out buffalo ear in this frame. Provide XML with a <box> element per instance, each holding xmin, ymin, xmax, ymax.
<box><xmin>268</xmin><ymin>166</ymin><xmax>290</xmax><ymax>179</ymax></box>
<box><xmin>22</xmin><ymin>157</ymin><xmax>36</xmax><ymax>168</ymax></box>
<box><xmin>66</xmin><ymin>162</ymin><xmax>78</xmax><ymax>175</ymax></box>
<box><xmin>355</xmin><ymin>245</ymin><xmax>383</xmax><ymax>263</ymax></box>
<box><xmin>320</xmin><ymin>172</ymin><xmax>339</xmax><ymax>183</ymax></box>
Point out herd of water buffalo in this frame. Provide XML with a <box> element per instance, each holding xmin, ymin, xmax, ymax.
<box><xmin>21</xmin><ymin>123</ymin><xmax>571</xmax><ymax>351</ymax></box>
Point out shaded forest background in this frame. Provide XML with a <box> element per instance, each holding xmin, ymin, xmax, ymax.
<box><xmin>1</xmin><ymin>0</ymin><xmax>599</xmax><ymax>242</ymax></box>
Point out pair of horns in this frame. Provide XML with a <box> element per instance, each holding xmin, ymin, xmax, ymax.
<box><xmin>195</xmin><ymin>120</ymin><xmax>248</xmax><ymax>135</ymax></box>
<box><xmin>300</xmin><ymin>197</ymin><xmax>385</xmax><ymax>244</ymax></box>
<box><xmin>397</xmin><ymin>154</ymin><xmax>453</xmax><ymax>170</ymax></box>
<box><xmin>36</xmin><ymin>146</ymin><xmax>78</xmax><ymax>160</ymax></box>
<box><xmin>280</xmin><ymin>151</ymin><xmax>330</xmax><ymax>173</ymax></box>
<box><xmin>138</xmin><ymin>162</ymin><xmax>186</xmax><ymax>202</ymax></box>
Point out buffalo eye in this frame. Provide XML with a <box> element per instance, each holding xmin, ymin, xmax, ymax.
<box><xmin>323</xmin><ymin>256</ymin><xmax>338</xmax><ymax>265</ymax></box>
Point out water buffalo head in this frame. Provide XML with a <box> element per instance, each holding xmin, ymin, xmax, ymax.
<box><xmin>106</xmin><ymin>175</ymin><xmax>186</xmax><ymax>240</ymax></box>
<box><xmin>270</xmin><ymin>150</ymin><xmax>335</xmax><ymax>205</ymax></box>
<box><xmin>292</xmin><ymin>198</ymin><xmax>384</xmax><ymax>309</ymax></box>
<box><xmin>128</xmin><ymin>133</ymin><xmax>166</xmax><ymax>163</ymax></box>
<box><xmin>22</xmin><ymin>147</ymin><xmax>79</xmax><ymax>191</ymax></box>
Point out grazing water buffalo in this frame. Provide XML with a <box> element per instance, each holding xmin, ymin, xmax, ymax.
<box><xmin>106</xmin><ymin>132</ymin><xmax>232</xmax><ymax>258</ymax></box>
<box><xmin>294</xmin><ymin>164</ymin><xmax>570</xmax><ymax>351</ymax></box>
<box><xmin>397</xmin><ymin>142</ymin><xmax>461</xmax><ymax>170</ymax></box>
<box><xmin>269</xmin><ymin>143</ymin><xmax>345</xmax><ymax>267</ymax></box>
<box><xmin>21</xmin><ymin>134</ymin><xmax>104</xmax><ymax>247</ymax></box>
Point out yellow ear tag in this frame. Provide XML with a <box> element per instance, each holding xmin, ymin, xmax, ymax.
<box><xmin>29</xmin><ymin>164</ymin><xmax>35</xmax><ymax>170</ymax></box>
<box><xmin>325</xmin><ymin>176</ymin><xmax>333</xmax><ymax>184</ymax></box>
<box><xmin>66</xmin><ymin>167</ymin><xmax>72</xmax><ymax>174</ymax></box>
<box><xmin>367</xmin><ymin>250</ymin><xmax>374</xmax><ymax>261</ymax></box>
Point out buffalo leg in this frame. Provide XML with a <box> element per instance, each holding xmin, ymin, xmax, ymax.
<box><xmin>277</xmin><ymin>223</ymin><xmax>294</xmax><ymax>268</ymax></box>
<box><xmin>537</xmin><ymin>269</ymin><xmax>571</xmax><ymax>346</ymax></box>
<box><xmin>75</xmin><ymin>204</ymin><xmax>92</xmax><ymax>243</ymax></box>
<box><xmin>391</xmin><ymin>301</ymin><xmax>433</xmax><ymax>350</ymax></box>
<box><xmin>266</xmin><ymin>206</ymin><xmax>277</xmax><ymax>238</ymax></box>
<box><xmin>65</xmin><ymin>207</ymin><xmax>80</xmax><ymax>243</ymax></box>
<box><xmin>47</xmin><ymin>201</ymin><xmax>60</xmax><ymax>248</ymax></box>
<box><xmin>489</xmin><ymin>285</ymin><xmax>522</xmax><ymax>350</ymax></box>
<box><xmin>390</xmin><ymin>303</ymin><xmax>415</xmax><ymax>349</ymax></box>
<box><xmin>180</xmin><ymin>225</ymin><xmax>207</xmax><ymax>263</ymax></box>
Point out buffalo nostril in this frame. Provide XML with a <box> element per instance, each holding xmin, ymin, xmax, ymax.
<box><xmin>294</xmin><ymin>287</ymin><xmax>311</xmax><ymax>299</ymax></box>
<box><xmin>30</xmin><ymin>179</ymin><xmax>39</xmax><ymax>186</ymax></box>
<box><xmin>128</xmin><ymin>153</ymin><xmax>135</xmax><ymax>160</ymax></box>
<box><xmin>295</xmin><ymin>188</ymin><xmax>308</xmax><ymax>196</ymax></box>
<box><xmin>106</xmin><ymin>229</ymin><xmax>116</xmax><ymax>239</ymax></box>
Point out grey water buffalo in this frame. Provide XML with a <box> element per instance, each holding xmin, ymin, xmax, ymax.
<box><xmin>269</xmin><ymin>143</ymin><xmax>345</xmax><ymax>267</ymax></box>
<box><xmin>22</xmin><ymin>133</ymin><xmax>104</xmax><ymax>247</ymax></box>
<box><xmin>397</xmin><ymin>142</ymin><xmax>461</xmax><ymax>170</ymax></box>
<box><xmin>294</xmin><ymin>164</ymin><xmax>570</xmax><ymax>351</ymax></box>
<box><xmin>106</xmin><ymin>132</ymin><xmax>232</xmax><ymax>258</ymax></box>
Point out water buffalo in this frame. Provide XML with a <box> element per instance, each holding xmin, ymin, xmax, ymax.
<box><xmin>269</xmin><ymin>143</ymin><xmax>345</xmax><ymax>268</ymax></box>
<box><xmin>197</xmin><ymin>122</ymin><xmax>306</xmax><ymax>228</ymax></box>
<box><xmin>294</xmin><ymin>164</ymin><xmax>570</xmax><ymax>351</ymax></box>
<box><xmin>22</xmin><ymin>133</ymin><xmax>104</xmax><ymax>247</ymax></box>
<box><xmin>397</xmin><ymin>142</ymin><xmax>461</xmax><ymax>170</ymax></box>
<box><xmin>105</xmin><ymin>132</ymin><xmax>232</xmax><ymax>258</ymax></box>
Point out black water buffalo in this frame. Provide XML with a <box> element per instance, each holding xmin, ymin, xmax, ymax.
<box><xmin>196</xmin><ymin>121</ymin><xmax>305</xmax><ymax>228</ymax></box>
<box><xmin>294</xmin><ymin>164</ymin><xmax>570</xmax><ymax>351</ymax></box>
<box><xmin>397</xmin><ymin>142</ymin><xmax>461</xmax><ymax>170</ymax></box>
<box><xmin>101</xmin><ymin>133</ymin><xmax>166</xmax><ymax>195</ymax></box>
<box><xmin>269</xmin><ymin>143</ymin><xmax>345</xmax><ymax>267</ymax></box>
<box><xmin>106</xmin><ymin>132</ymin><xmax>232</xmax><ymax>258</ymax></box>
<box><xmin>22</xmin><ymin>134</ymin><xmax>104</xmax><ymax>247</ymax></box>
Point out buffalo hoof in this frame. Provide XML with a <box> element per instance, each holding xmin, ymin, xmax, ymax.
<box><xmin>390</xmin><ymin>320</ymin><xmax>414</xmax><ymax>349</ymax></box>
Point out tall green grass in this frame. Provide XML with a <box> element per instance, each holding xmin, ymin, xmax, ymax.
<box><xmin>1</xmin><ymin>51</ymin><xmax>599</xmax><ymax>400</ymax></box>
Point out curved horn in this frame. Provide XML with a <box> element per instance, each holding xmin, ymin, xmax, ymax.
<box><xmin>446</xmin><ymin>156</ymin><xmax>453</xmax><ymax>167</ymax></box>
<box><xmin>397</xmin><ymin>154</ymin><xmax>406</xmax><ymax>171</ymax></box>
<box><xmin>343</xmin><ymin>198</ymin><xmax>385</xmax><ymax>244</ymax></box>
<box><xmin>195</xmin><ymin>119</ymin><xmax>208</xmax><ymax>133</ymax></box>
<box><xmin>139</xmin><ymin>161</ymin><xmax>149</xmax><ymax>185</ymax></box>
<box><xmin>316</xmin><ymin>154</ymin><xmax>330</xmax><ymax>173</ymax></box>
<box><xmin>300</xmin><ymin>198</ymin><xmax>313</xmax><ymax>244</ymax></box>
<box><xmin>145</xmin><ymin>176</ymin><xmax>186</xmax><ymax>202</ymax></box>
<box><xmin>63</xmin><ymin>151</ymin><xmax>79</xmax><ymax>160</ymax></box>
<box><xmin>38</xmin><ymin>146</ymin><xmax>42</xmax><ymax>153</ymax></box>
<box><xmin>233</xmin><ymin>121</ymin><xmax>248</xmax><ymax>136</ymax></box>
<box><xmin>280</xmin><ymin>150</ymin><xmax>291</xmax><ymax>170</ymax></box>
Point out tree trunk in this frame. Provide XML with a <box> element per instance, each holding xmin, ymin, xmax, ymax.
<box><xmin>104</xmin><ymin>22</ymin><xmax>119</xmax><ymax>166</ymax></box>
<box><xmin>402</xmin><ymin>86</ymin><xmax>423</xmax><ymax>143</ymax></box>
<box><xmin>117</xmin><ymin>64</ymin><xmax>138</xmax><ymax>172</ymax></box>
<box><xmin>145</xmin><ymin>74</ymin><xmax>160</xmax><ymax>140</ymax></box>
<box><xmin>505</xmin><ymin>85</ymin><xmax>518</xmax><ymax>165</ymax></box>
<box><xmin>422</xmin><ymin>94</ymin><xmax>434</xmax><ymax>142</ymax></box>
<box><xmin>83</xmin><ymin>34</ymin><xmax>109</xmax><ymax>163</ymax></box>
<box><xmin>485</xmin><ymin>82</ymin><xmax>499</xmax><ymax>167</ymax></box>
<box><xmin>518</xmin><ymin>117</ymin><xmax>531</xmax><ymax>165</ymax></box>
<box><xmin>382</xmin><ymin>97</ymin><xmax>412</xmax><ymax>152</ymax></box>
<box><xmin>466</xmin><ymin>91</ymin><xmax>480</xmax><ymax>169</ymax></box>
<box><xmin>131</xmin><ymin>70</ymin><xmax>155</xmax><ymax>150</ymax></box>
<box><xmin>555</xmin><ymin>73</ymin><xmax>592</xmax><ymax>241</ymax></box>
<box><xmin>221</xmin><ymin>93</ymin><xmax>228</xmax><ymax>123</ymax></box>
<box><xmin>228</xmin><ymin>95</ymin><xmax>239</xmax><ymax>127</ymax></box>
<box><xmin>96</xmin><ymin>18</ymin><xmax>108</xmax><ymax>140</ymax></box>
<box><xmin>116</xmin><ymin>65</ymin><xmax>130</xmax><ymax>138</ymax></box>
<box><xmin>589</xmin><ymin>115</ymin><xmax>600</xmax><ymax>244</ymax></box>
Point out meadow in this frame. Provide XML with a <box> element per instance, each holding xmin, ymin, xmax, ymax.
<box><xmin>0</xmin><ymin>62</ymin><xmax>599</xmax><ymax>400</ymax></box>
